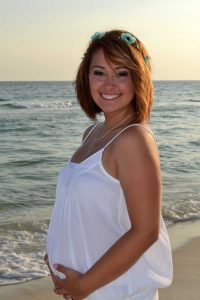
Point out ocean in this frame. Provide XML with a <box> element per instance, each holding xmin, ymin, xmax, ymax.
<box><xmin>0</xmin><ymin>80</ymin><xmax>199</xmax><ymax>285</ymax></box>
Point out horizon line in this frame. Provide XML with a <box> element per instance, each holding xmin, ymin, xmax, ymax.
<box><xmin>0</xmin><ymin>79</ymin><xmax>200</xmax><ymax>82</ymax></box>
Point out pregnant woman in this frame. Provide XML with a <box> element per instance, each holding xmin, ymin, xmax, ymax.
<box><xmin>45</xmin><ymin>29</ymin><xmax>173</xmax><ymax>300</ymax></box>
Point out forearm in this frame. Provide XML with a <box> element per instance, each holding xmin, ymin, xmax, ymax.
<box><xmin>79</xmin><ymin>228</ymin><xmax>158</xmax><ymax>297</ymax></box>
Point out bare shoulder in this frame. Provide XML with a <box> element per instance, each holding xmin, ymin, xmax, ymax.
<box><xmin>112</xmin><ymin>124</ymin><xmax>160</xmax><ymax>166</ymax></box>
<box><xmin>82</xmin><ymin>123</ymin><xmax>98</xmax><ymax>142</ymax></box>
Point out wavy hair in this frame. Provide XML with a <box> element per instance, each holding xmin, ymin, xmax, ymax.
<box><xmin>75</xmin><ymin>29</ymin><xmax>154</xmax><ymax>123</ymax></box>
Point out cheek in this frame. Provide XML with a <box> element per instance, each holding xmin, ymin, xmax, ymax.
<box><xmin>121</xmin><ymin>81</ymin><xmax>135</xmax><ymax>96</ymax></box>
<box><xmin>89</xmin><ymin>78</ymin><xmax>100</xmax><ymax>102</ymax></box>
<box><xmin>128</xmin><ymin>86</ymin><xmax>135</xmax><ymax>96</ymax></box>
<box><xmin>89</xmin><ymin>76</ymin><xmax>97</xmax><ymax>90</ymax></box>
<box><xmin>89</xmin><ymin>77</ymin><xmax>95</xmax><ymax>96</ymax></box>
<box><xmin>89</xmin><ymin>77</ymin><xmax>102</xmax><ymax>98</ymax></box>
<box><xmin>126</xmin><ymin>80</ymin><xmax>135</xmax><ymax>96</ymax></box>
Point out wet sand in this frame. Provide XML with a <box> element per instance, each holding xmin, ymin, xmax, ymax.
<box><xmin>159</xmin><ymin>236</ymin><xmax>200</xmax><ymax>299</ymax></box>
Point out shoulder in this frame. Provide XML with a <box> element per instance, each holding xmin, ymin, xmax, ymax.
<box><xmin>114</xmin><ymin>123</ymin><xmax>156</xmax><ymax>150</ymax></box>
<box><xmin>82</xmin><ymin>123</ymin><xmax>98</xmax><ymax>142</ymax></box>
<box><xmin>112</xmin><ymin>124</ymin><xmax>159</xmax><ymax>167</ymax></box>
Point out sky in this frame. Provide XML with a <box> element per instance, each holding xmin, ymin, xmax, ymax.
<box><xmin>0</xmin><ymin>0</ymin><xmax>200</xmax><ymax>81</ymax></box>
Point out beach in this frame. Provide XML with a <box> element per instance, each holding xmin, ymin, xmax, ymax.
<box><xmin>1</xmin><ymin>81</ymin><xmax>199</xmax><ymax>286</ymax></box>
<box><xmin>1</xmin><ymin>234</ymin><xmax>200</xmax><ymax>300</ymax></box>
<box><xmin>160</xmin><ymin>237</ymin><xmax>200</xmax><ymax>300</ymax></box>
<box><xmin>0</xmin><ymin>81</ymin><xmax>199</xmax><ymax>298</ymax></box>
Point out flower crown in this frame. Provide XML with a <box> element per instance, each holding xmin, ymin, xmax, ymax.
<box><xmin>90</xmin><ymin>32</ymin><xmax>151</xmax><ymax>64</ymax></box>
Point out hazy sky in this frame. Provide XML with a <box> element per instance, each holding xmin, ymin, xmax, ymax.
<box><xmin>1</xmin><ymin>0</ymin><xmax>200</xmax><ymax>81</ymax></box>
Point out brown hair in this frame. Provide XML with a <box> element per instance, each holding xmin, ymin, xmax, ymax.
<box><xmin>75</xmin><ymin>29</ymin><xmax>154</xmax><ymax>123</ymax></box>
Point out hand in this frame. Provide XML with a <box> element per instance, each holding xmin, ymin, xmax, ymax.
<box><xmin>53</xmin><ymin>264</ymin><xmax>85</xmax><ymax>300</ymax></box>
<box><xmin>44</xmin><ymin>254</ymin><xmax>86</xmax><ymax>300</ymax></box>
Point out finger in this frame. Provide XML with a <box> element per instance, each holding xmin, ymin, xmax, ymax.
<box><xmin>53</xmin><ymin>263</ymin><xmax>68</xmax><ymax>276</ymax></box>
<box><xmin>53</xmin><ymin>275</ymin><xmax>67</xmax><ymax>287</ymax></box>
<box><xmin>51</xmin><ymin>273</ymin><xmax>60</xmax><ymax>288</ymax></box>
<box><xmin>63</xmin><ymin>295</ymin><xmax>74</xmax><ymax>300</ymax></box>
<box><xmin>54</xmin><ymin>287</ymin><xmax>67</xmax><ymax>295</ymax></box>
<box><xmin>49</xmin><ymin>268</ymin><xmax>63</xmax><ymax>288</ymax></box>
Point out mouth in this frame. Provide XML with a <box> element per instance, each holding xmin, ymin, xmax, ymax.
<box><xmin>101</xmin><ymin>93</ymin><xmax>121</xmax><ymax>100</ymax></box>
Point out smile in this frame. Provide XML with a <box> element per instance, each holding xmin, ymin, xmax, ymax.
<box><xmin>101</xmin><ymin>93</ymin><xmax>121</xmax><ymax>100</ymax></box>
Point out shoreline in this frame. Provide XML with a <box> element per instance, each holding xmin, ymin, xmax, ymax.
<box><xmin>167</xmin><ymin>219</ymin><xmax>200</xmax><ymax>250</ymax></box>
<box><xmin>1</xmin><ymin>221</ymin><xmax>200</xmax><ymax>299</ymax></box>
<box><xmin>0</xmin><ymin>276</ymin><xmax>56</xmax><ymax>300</ymax></box>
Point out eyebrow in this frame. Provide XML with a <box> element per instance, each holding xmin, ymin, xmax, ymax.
<box><xmin>90</xmin><ymin>65</ymin><xmax>128</xmax><ymax>70</ymax></box>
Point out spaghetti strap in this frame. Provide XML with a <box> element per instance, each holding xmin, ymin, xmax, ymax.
<box><xmin>104</xmin><ymin>124</ymin><xmax>157</xmax><ymax>149</ymax></box>
<box><xmin>82</xmin><ymin>123</ymin><xmax>99</xmax><ymax>144</ymax></box>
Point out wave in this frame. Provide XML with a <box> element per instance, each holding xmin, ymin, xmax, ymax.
<box><xmin>163</xmin><ymin>202</ymin><xmax>200</xmax><ymax>225</ymax></box>
<box><xmin>0</xmin><ymin>200</ymin><xmax>199</xmax><ymax>286</ymax></box>
<box><xmin>189</xmin><ymin>140</ymin><xmax>200</xmax><ymax>147</ymax></box>
<box><xmin>4</xmin><ymin>158</ymin><xmax>50</xmax><ymax>167</ymax></box>
<box><xmin>0</xmin><ymin>98</ymin><xmax>10</xmax><ymax>102</ymax></box>
<box><xmin>164</xmin><ymin>213</ymin><xmax>200</xmax><ymax>224</ymax></box>
<box><xmin>0</xmin><ymin>223</ymin><xmax>49</xmax><ymax>286</ymax></box>
<box><xmin>1</xmin><ymin>212</ymin><xmax>200</xmax><ymax>286</ymax></box>
<box><xmin>0</xmin><ymin>101</ymin><xmax>73</xmax><ymax>110</ymax></box>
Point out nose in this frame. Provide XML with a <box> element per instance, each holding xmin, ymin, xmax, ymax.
<box><xmin>103</xmin><ymin>74</ymin><xmax>117</xmax><ymax>86</ymax></box>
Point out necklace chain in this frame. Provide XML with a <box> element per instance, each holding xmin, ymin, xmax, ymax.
<box><xmin>96</xmin><ymin>113</ymin><xmax>134</xmax><ymax>141</ymax></box>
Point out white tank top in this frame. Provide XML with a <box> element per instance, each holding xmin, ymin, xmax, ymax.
<box><xmin>46</xmin><ymin>124</ymin><xmax>173</xmax><ymax>300</ymax></box>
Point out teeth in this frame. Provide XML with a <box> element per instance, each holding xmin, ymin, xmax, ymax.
<box><xmin>101</xmin><ymin>94</ymin><xmax>120</xmax><ymax>100</ymax></box>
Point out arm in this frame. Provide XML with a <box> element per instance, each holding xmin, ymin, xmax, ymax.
<box><xmin>54</xmin><ymin>126</ymin><xmax>161</xmax><ymax>299</ymax></box>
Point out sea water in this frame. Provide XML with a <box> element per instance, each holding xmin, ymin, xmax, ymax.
<box><xmin>0</xmin><ymin>80</ymin><xmax>199</xmax><ymax>285</ymax></box>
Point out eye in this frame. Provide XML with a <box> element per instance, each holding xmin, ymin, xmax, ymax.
<box><xmin>93</xmin><ymin>70</ymin><xmax>104</xmax><ymax>76</ymax></box>
<box><xmin>117</xmin><ymin>71</ymin><xmax>129</xmax><ymax>77</ymax></box>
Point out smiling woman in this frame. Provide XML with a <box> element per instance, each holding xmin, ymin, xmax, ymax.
<box><xmin>88</xmin><ymin>49</ymin><xmax>135</xmax><ymax>115</ymax></box>
<box><xmin>75</xmin><ymin>30</ymin><xmax>153</xmax><ymax>123</ymax></box>
<box><xmin>45</xmin><ymin>29</ymin><xmax>173</xmax><ymax>300</ymax></box>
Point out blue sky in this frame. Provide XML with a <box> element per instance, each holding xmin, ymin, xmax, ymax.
<box><xmin>0</xmin><ymin>0</ymin><xmax>200</xmax><ymax>80</ymax></box>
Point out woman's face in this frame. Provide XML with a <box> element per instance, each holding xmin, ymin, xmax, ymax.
<box><xmin>89</xmin><ymin>48</ymin><xmax>135</xmax><ymax>115</ymax></box>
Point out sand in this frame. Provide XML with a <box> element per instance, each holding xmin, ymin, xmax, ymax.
<box><xmin>1</xmin><ymin>237</ymin><xmax>200</xmax><ymax>300</ymax></box>
<box><xmin>159</xmin><ymin>237</ymin><xmax>200</xmax><ymax>300</ymax></box>
<box><xmin>0</xmin><ymin>276</ymin><xmax>56</xmax><ymax>300</ymax></box>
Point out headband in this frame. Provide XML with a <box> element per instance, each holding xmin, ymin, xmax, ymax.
<box><xmin>90</xmin><ymin>31</ymin><xmax>151</xmax><ymax>64</ymax></box>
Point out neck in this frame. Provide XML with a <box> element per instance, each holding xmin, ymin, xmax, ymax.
<box><xmin>103</xmin><ymin>110</ymin><xmax>135</xmax><ymax>129</ymax></box>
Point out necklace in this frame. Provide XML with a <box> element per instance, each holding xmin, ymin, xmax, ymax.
<box><xmin>96</xmin><ymin>113</ymin><xmax>134</xmax><ymax>141</ymax></box>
